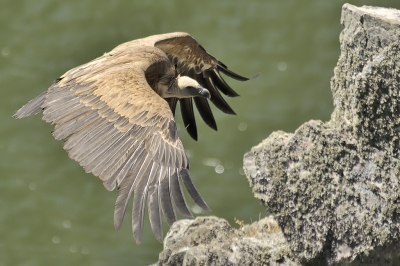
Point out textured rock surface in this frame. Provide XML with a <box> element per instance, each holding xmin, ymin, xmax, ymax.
<box><xmin>244</xmin><ymin>4</ymin><xmax>400</xmax><ymax>266</ymax></box>
<box><xmin>155</xmin><ymin>216</ymin><xmax>296</xmax><ymax>266</ymax></box>
<box><xmin>155</xmin><ymin>4</ymin><xmax>400</xmax><ymax>266</ymax></box>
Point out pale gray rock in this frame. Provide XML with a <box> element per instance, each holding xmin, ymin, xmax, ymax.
<box><xmin>156</xmin><ymin>216</ymin><xmax>296</xmax><ymax>266</ymax></box>
<box><xmin>244</xmin><ymin>3</ymin><xmax>400</xmax><ymax>266</ymax></box>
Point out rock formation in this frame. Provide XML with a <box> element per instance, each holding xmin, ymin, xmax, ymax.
<box><xmin>155</xmin><ymin>4</ymin><xmax>400</xmax><ymax>265</ymax></box>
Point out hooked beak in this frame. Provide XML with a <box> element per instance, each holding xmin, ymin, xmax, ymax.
<box><xmin>198</xmin><ymin>86</ymin><xmax>211</xmax><ymax>99</ymax></box>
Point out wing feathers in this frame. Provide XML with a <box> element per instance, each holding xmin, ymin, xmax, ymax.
<box><xmin>68</xmin><ymin>122</ymin><xmax>116</xmax><ymax>162</ymax></box>
<box><xmin>113</xmin><ymin>145</ymin><xmax>147</xmax><ymax>229</ymax></box>
<box><xmin>192</xmin><ymin>72</ymin><xmax>218</xmax><ymax>131</ymax></box>
<box><xmin>179</xmin><ymin>98</ymin><xmax>197</xmax><ymax>141</ymax></box>
<box><xmin>13</xmin><ymin>90</ymin><xmax>46</xmax><ymax>119</ymax></box>
<box><xmin>45</xmin><ymin>87</ymin><xmax>78</xmax><ymax>105</ymax></box>
<box><xmin>160</xmin><ymin>168</ymin><xmax>177</xmax><ymax>226</ymax></box>
<box><xmin>42</xmin><ymin>97</ymin><xmax>82</xmax><ymax>124</ymax></box>
<box><xmin>171</xmin><ymin>170</ymin><xmax>193</xmax><ymax>218</ymax></box>
<box><xmin>180</xmin><ymin>169</ymin><xmax>211</xmax><ymax>211</ymax></box>
<box><xmin>115</xmin><ymin>141</ymin><xmax>145</xmax><ymax>186</ymax></box>
<box><xmin>211</xmin><ymin>69</ymin><xmax>240</xmax><ymax>97</ymax></box>
<box><xmin>148</xmin><ymin>184</ymin><xmax>163</xmax><ymax>242</ymax></box>
<box><xmin>90</xmin><ymin>130</ymin><xmax>136</xmax><ymax>177</ymax></box>
<box><xmin>216</xmin><ymin>64</ymin><xmax>249</xmax><ymax>81</ymax></box>
<box><xmin>204</xmin><ymin>77</ymin><xmax>236</xmax><ymax>115</ymax></box>
<box><xmin>52</xmin><ymin>110</ymin><xmax>98</xmax><ymax>140</ymax></box>
<box><xmin>165</xmin><ymin>98</ymin><xmax>178</xmax><ymax>116</ymax></box>
<box><xmin>193</xmin><ymin>97</ymin><xmax>217</xmax><ymax>131</ymax></box>
<box><xmin>167</xmin><ymin>145</ymin><xmax>176</xmax><ymax>172</ymax></box>
<box><xmin>131</xmin><ymin>156</ymin><xmax>154</xmax><ymax>244</ymax></box>
<box><xmin>63</xmin><ymin>118</ymin><xmax>109</xmax><ymax>151</ymax></box>
<box><xmin>53</xmin><ymin>105</ymin><xmax>93</xmax><ymax>127</ymax></box>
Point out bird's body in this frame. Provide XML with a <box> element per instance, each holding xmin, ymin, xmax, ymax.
<box><xmin>14</xmin><ymin>32</ymin><xmax>249</xmax><ymax>244</ymax></box>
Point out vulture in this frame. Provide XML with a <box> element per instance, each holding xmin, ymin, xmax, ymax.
<box><xmin>14</xmin><ymin>32</ymin><xmax>250</xmax><ymax>244</ymax></box>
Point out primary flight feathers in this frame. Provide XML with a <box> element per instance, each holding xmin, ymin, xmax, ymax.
<box><xmin>14</xmin><ymin>32</ymin><xmax>249</xmax><ymax>244</ymax></box>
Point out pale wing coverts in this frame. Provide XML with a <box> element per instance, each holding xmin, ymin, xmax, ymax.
<box><xmin>14</xmin><ymin>32</ymin><xmax>248</xmax><ymax>244</ymax></box>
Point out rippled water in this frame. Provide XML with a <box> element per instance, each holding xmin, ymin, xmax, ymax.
<box><xmin>2</xmin><ymin>0</ymin><xmax>400</xmax><ymax>265</ymax></box>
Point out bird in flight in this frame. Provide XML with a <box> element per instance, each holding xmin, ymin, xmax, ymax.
<box><xmin>14</xmin><ymin>32</ymin><xmax>249</xmax><ymax>244</ymax></box>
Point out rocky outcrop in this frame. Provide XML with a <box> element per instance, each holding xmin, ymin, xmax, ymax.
<box><xmin>245</xmin><ymin>4</ymin><xmax>400</xmax><ymax>265</ymax></box>
<box><xmin>157</xmin><ymin>216</ymin><xmax>295</xmax><ymax>266</ymax></box>
<box><xmin>155</xmin><ymin>4</ymin><xmax>400</xmax><ymax>265</ymax></box>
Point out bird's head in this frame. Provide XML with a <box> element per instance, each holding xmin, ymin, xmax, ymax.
<box><xmin>165</xmin><ymin>76</ymin><xmax>211</xmax><ymax>99</ymax></box>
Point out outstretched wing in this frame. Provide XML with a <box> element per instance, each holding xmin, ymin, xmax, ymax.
<box><xmin>14</xmin><ymin>44</ymin><xmax>210</xmax><ymax>244</ymax></box>
<box><xmin>148</xmin><ymin>32</ymin><xmax>249</xmax><ymax>141</ymax></box>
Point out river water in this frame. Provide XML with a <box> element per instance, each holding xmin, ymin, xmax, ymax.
<box><xmin>2</xmin><ymin>0</ymin><xmax>400</xmax><ymax>265</ymax></box>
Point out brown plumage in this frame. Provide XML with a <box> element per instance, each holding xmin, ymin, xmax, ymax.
<box><xmin>14</xmin><ymin>32</ymin><xmax>249</xmax><ymax>244</ymax></box>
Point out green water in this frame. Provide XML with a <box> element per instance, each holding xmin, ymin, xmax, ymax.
<box><xmin>2</xmin><ymin>0</ymin><xmax>400</xmax><ymax>265</ymax></box>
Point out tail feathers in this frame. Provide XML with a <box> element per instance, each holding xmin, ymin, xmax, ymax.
<box><xmin>13</xmin><ymin>91</ymin><xmax>47</xmax><ymax>119</ymax></box>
